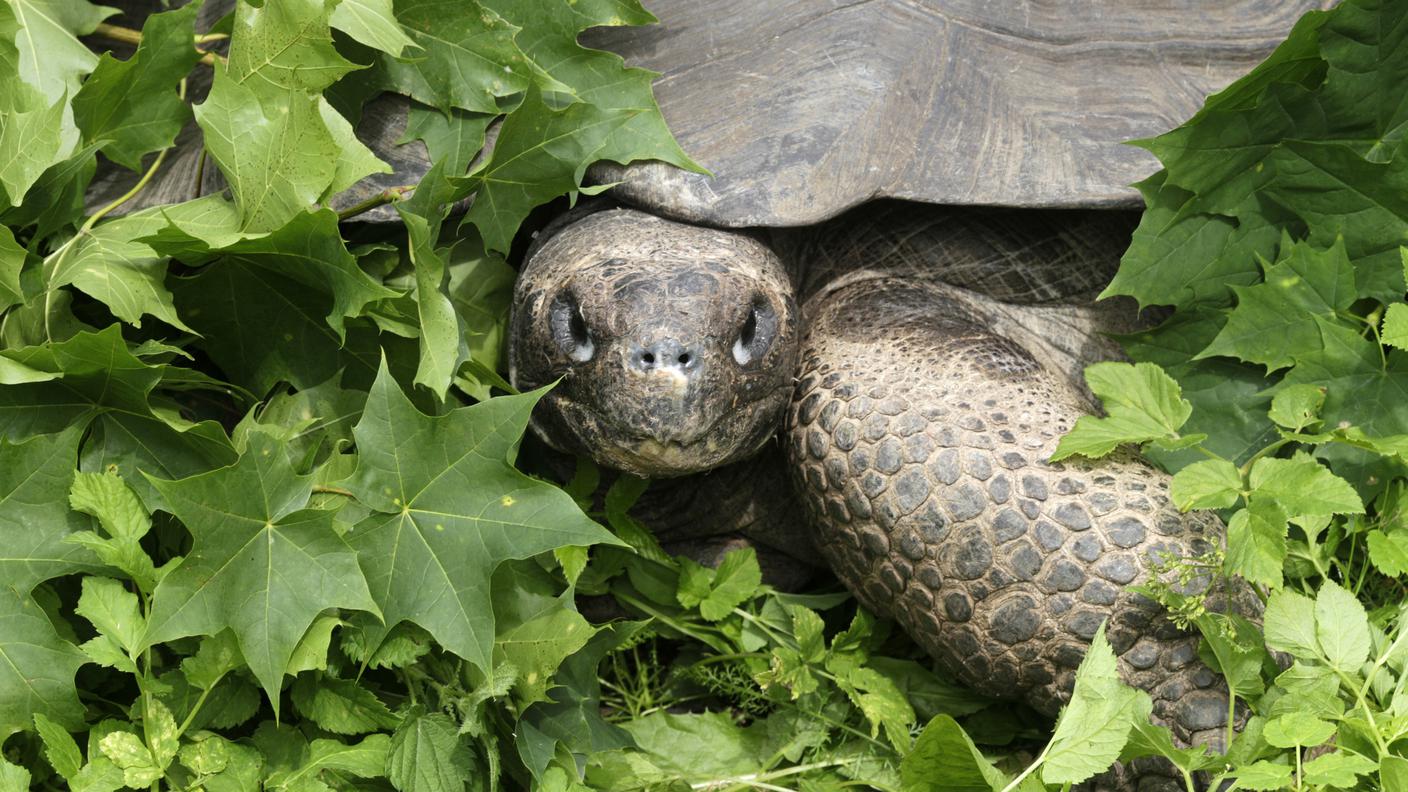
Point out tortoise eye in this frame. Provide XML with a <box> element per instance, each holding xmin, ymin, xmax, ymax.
<box><xmin>549</xmin><ymin>291</ymin><xmax>595</xmax><ymax>363</ymax></box>
<box><xmin>732</xmin><ymin>298</ymin><xmax>778</xmax><ymax>366</ymax></box>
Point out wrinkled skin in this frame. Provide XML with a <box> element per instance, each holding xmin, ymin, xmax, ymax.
<box><xmin>509</xmin><ymin>203</ymin><xmax>1254</xmax><ymax>788</ymax></box>
<box><xmin>509</xmin><ymin>210</ymin><xmax>798</xmax><ymax>477</ymax></box>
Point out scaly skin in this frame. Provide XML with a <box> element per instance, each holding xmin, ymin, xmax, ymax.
<box><xmin>786</xmin><ymin>272</ymin><xmax>1254</xmax><ymax>753</ymax></box>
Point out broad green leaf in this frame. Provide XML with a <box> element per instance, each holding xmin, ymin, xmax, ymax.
<box><xmin>290</xmin><ymin>675</ymin><xmax>398</xmax><ymax>735</ymax></box>
<box><xmin>0</xmin><ymin>226</ymin><xmax>24</xmax><ymax>312</ymax></box>
<box><xmin>1386</xmin><ymin>303</ymin><xmax>1408</xmax><ymax>351</ymax></box>
<box><xmin>69</xmin><ymin>470</ymin><xmax>150</xmax><ymax>542</ymax></box>
<box><xmin>180</xmin><ymin>631</ymin><xmax>244</xmax><ymax>691</ymax></box>
<box><xmin>491</xmin><ymin>565</ymin><xmax>596</xmax><ymax>706</ymax></box>
<box><xmin>1315</xmin><ymin>579</ymin><xmax>1370</xmax><ymax>670</ymax></box>
<box><xmin>1194</xmin><ymin>614</ymin><xmax>1268</xmax><ymax>700</ymax></box>
<box><xmin>71</xmin><ymin>2</ymin><xmax>202</xmax><ymax>170</ymax></box>
<box><xmin>1248</xmin><ymin>454</ymin><xmax>1363</xmax><ymax>517</ymax></box>
<box><xmin>399</xmin><ymin>206</ymin><xmax>462</xmax><ymax>396</ymax></box>
<box><xmin>98</xmin><ymin>730</ymin><xmax>161</xmax><ymax>788</ymax></box>
<box><xmin>32</xmin><ymin>712</ymin><xmax>82</xmax><ymax>781</ymax></box>
<box><xmin>677</xmin><ymin>547</ymin><xmax>763</xmax><ymax>622</ymax></box>
<box><xmin>330</xmin><ymin>0</ymin><xmax>415</xmax><ymax>56</ymax></box>
<box><xmin>902</xmin><ymin>715</ymin><xmax>1005</xmax><ymax>792</ymax></box>
<box><xmin>1169</xmin><ymin>458</ymin><xmax>1242</xmax><ymax>511</ymax></box>
<box><xmin>0</xmin><ymin>587</ymin><xmax>87</xmax><ymax>738</ymax></box>
<box><xmin>1304</xmin><ymin>751</ymin><xmax>1379</xmax><ymax>787</ymax></box>
<box><xmin>8</xmin><ymin>0</ymin><xmax>116</xmax><ymax>102</ymax></box>
<box><xmin>285</xmin><ymin>614</ymin><xmax>340</xmax><ymax>675</ymax></box>
<box><xmin>1041</xmin><ymin>626</ymin><xmax>1141</xmax><ymax>784</ymax></box>
<box><xmin>227</xmin><ymin>0</ymin><xmax>358</xmax><ymax>92</ymax></box>
<box><xmin>1052</xmin><ymin>362</ymin><xmax>1191</xmax><ymax>460</ymax></box>
<box><xmin>178</xmin><ymin>733</ymin><xmax>230</xmax><ymax>777</ymax></box>
<box><xmin>374</xmin><ymin>0</ymin><xmax>530</xmax><ymax>114</ymax></box>
<box><xmin>45</xmin><ymin>209</ymin><xmax>193</xmax><ymax>331</ymax></box>
<box><xmin>0</xmin><ymin>38</ymin><xmax>71</xmax><ymax>207</ymax></box>
<box><xmin>1369</xmin><ymin>529</ymin><xmax>1408</xmax><ymax>576</ymax></box>
<box><xmin>1263</xmin><ymin>714</ymin><xmax>1335</xmax><ymax>748</ymax></box>
<box><xmin>345</xmin><ymin>362</ymin><xmax>618</xmax><ymax>671</ymax></box>
<box><xmin>1199</xmin><ymin>238</ymin><xmax>1357</xmax><ymax>371</ymax></box>
<box><xmin>75</xmin><ymin>576</ymin><xmax>144</xmax><ymax>657</ymax></box>
<box><xmin>0</xmin><ymin>425</ymin><xmax>91</xmax><ymax>589</ymax></box>
<box><xmin>0</xmin><ymin>760</ymin><xmax>28</xmax><ymax>792</ymax></box>
<box><xmin>143</xmin><ymin>430</ymin><xmax>379</xmax><ymax>707</ymax></box>
<box><xmin>266</xmin><ymin>734</ymin><xmax>391</xmax><ymax>789</ymax></box>
<box><xmin>151</xmin><ymin>199</ymin><xmax>395</xmax><ymax>337</ymax></box>
<box><xmin>387</xmin><ymin>709</ymin><xmax>476</xmax><ymax>792</ymax></box>
<box><xmin>1268</xmin><ymin>383</ymin><xmax>1326</xmax><ymax>430</ymax></box>
<box><xmin>194</xmin><ymin>68</ymin><xmax>383</xmax><ymax>233</ymax></box>
<box><xmin>1227</xmin><ymin>760</ymin><xmax>1294</xmax><ymax>791</ymax></box>
<box><xmin>1263</xmin><ymin>588</ymin><xmax>1319</xmax><ymax>660</ymax></box>
<box><xmin>402</xmin><ymin>105</ymin><xmax>492</xmax><ymax>178</ymax></box>
<box><xmin>1224</xmin><ymin>499</ymin><xmax>1287</xmax><ymax>588</ymax></box>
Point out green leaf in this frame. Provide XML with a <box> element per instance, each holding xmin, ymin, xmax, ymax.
<box><xmin>1368</xmin><ymin>529</ymin><xmax>1408</xmax><ymax>576</ymax></box>
<box><xmin>1194</xmin><ymin>614</ymin><xmax>1268</xmax><ymax>700</ymax></box>
<box><xmin>0</xmin><ymin>26</ymin><xmax>71</xmax><ymax>208</ymax></box>
<box><xmin>1263</xmin><ymin>588</ymin><xmax>1319</xmax><ymax>661</ymax></box>
<box><xmin>1198</xmin><ymin>238</ymin><xmax>1358</xmax><ymax>371</ymax></box>
<box><xmin>227</xmin><ymin>0</ymin><xmax>358</xmax><ymax>92</ymax></box>
<box><xmin>98</xmin><ymin>730</ymin><xmax>161</xmax><ymax>788</ymax></box>
<box><xmin>70</xmin><ymin>470</ymin><xmax>150</xmax><ymax>542</ymax></box>
<box><xmin>180</xmin><ymin>631</ymin><xmax>244</xmax><ymax>691</ymax></box>
<box><xmin>345</xmin><ymin>361</ymin><xmax>618</xmax><ymax>671</ymax></box>
<box><xmin>285</xmin><ymin>613</ymin><xmax>340</xmax><ymax>675</ymax></box>
<box><xmin>75</xmin><ymin>576</ymin><xmax>144</xmax><ymax>657</ymax></box>
<box><xmin>8</xmin><ymin>0</ymin><xmax>116</xmax><ymax>102</ymax></box>
<box><xmin>399</xmin><ymin>206</ymin><xmax>462</xmax><ymax>396</ymax></box>
<box><xmin>32</xmin><ymin>711</ymin><xmax>82</xmax><ymax>781</ymax></box>
<box><xmin>492</xmin><ymin>565</ymin><xmax>595</xmax><ymax>706</ymax></box>
<box><xmin>1224</xmin><ymin>499</ymin><xmax>1287</xmax><ymax>588</ymax></box>
<box><xmin>1268</xmin><ymin>383</ymin><xmax>1326</xmax><ymax>430</ymax></box>
<box><xmin>266</xmin><ymin>734</ymin><xmax>391</xmax><ymax>789</ymax></box>
<box><xmin>1315</xmin><ymin>579</ymin><xmax>1370</xmax><ymax>670</ymax></box>
<box><xmin>1385</xmin><ymin>303</ymin><xmax>1408</xmax><ymax>351</ymax></box>
<box><xmin>1051</xmin><ymin>362</ymin><xmax>1190</xmax><ymax>460</ymax></box>
<box><xmin>387</xmin><ymin>709</ymin><xmax>476</xmax><ymax>792</ymax></box>
<box><xmin>1303</xmin><ymin>751</ymin><xmax>1379</xmax><ymax>787</ymax></box>
<box><xmin>0</xmin><ymin>426</ymin><xmax>91</xmax><ymax>589</ymax></box>
<box><xmin>902</xmin><ymin>715</ymin><xmax>1004</xmax><ymax>792</ymax></box>
<box><xmin>290</xmin><ymin>675</ymin><xmax>398</xmax><ymax>735</ymax></box>
<box><xmin>1263</xmin><ymin>713</ymin><xmax>1336</xmax><ymax>748</ymax></box>
<box><xmin>1226</xmin><ymin>760</ymin><xmax>1295</xmax><ymax>791</ymax></box>
<box><xmin>0</xmin><ymin>226</ymin><xmax>24</xmax><ymax>312</ymax></box>
<box><xmin>45</xmin><ymin>209</ymin><xmax>193</xmax><ymax>331</ymax></box>
<box><xmin>329</xmin><ymin>0</ymin><xmax>415</xmax><ymax>56</ymax></box>
<box><xmin>0</xmin><ymin>760</ymin><xmax>28</xmax><ymax>792</ymax></box>
<box><xmin>194</xmin><ymin>68</ymin><xmax>384</xmax><ymax>233</ymax></box>
<box><xmin>402</xmin><ymin>105</ymin><xmax>492</xmax><ymax>179</ymax></box>
<box><xmin>71</xmin><ymin>2</ymin><xmax>202</xmax><ymax>170</ymax></box>
<box><xmin>143</xmin><ymin>430</ymin><xmax>379</xmax><ymax>707</ymax></box>
<box><xmin>1169</xmin><ymin>458</ymin><xmax>1243</xmax><ymax>511</ymax></box>
<box><xmin>676</xmin><ymin>547</ymin><xmax>763</xmax><ymax>622</ymax></box>
<box><xmin>0</xmin><ymin>586</ymin><xmax>86</xmax><ymax>739</ymax></box>
<box><xmin>1248</xmin><ymin>454</ymin><xmax>1363</xmax><ymax>518</ymax></box>
<box><xmin>374</xmin><ymin>0</ymin><xmax>530</xmax><ymax>114</ymax></box>
<box><xmin>1040</xmin><ymin>625</ymin><xmax>1140</xmax><ymax>785</ymax></box>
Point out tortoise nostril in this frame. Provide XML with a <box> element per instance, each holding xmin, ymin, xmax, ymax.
<box><xmin>678</xmin><ymin>352</ymin><xmax>691</xmax><ymax>366</ymax></box>
<box><xmin>642</xmin><ymin>352</ymin><xmax>655</xmax><ymax>365</ymax></box>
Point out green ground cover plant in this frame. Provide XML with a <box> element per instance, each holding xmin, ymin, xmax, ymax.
<box><xmin>1</xmin><ymin>0</ymin><xmax>1407</xmax><ymax>790</ymax></box>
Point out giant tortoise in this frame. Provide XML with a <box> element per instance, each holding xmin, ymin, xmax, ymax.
<box><xmin>90</xmin><ymin>0</ymin><xmax>1326</xmax><ymax>785</ymax></box>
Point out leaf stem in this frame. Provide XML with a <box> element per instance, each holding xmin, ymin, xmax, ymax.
<box><xmin>999</xmin><ymin>742</ymin><xmax>1049</xmax><ymax>792</ymax></box>
<box><xmin>91</xmin><ymin>22</ymin><xmax>226</xmax><ymax>67</ymax></box>
<box><xmin>311</xmin><ymin>485</ymin><xmax>356</xmax><ymax>499</ymax></box>
<box><xmin>336</xmin><ymin>186</ymin><xmax>414</xmax><ymax>221</ymax></box>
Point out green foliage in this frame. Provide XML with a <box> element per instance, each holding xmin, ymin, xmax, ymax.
<box><xmin>1048</xmin><ymin>1</ymin><xmax>1408</xmax><ymax>788</ymax></box>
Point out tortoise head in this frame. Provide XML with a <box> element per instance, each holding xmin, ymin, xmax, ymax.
<box><xmin>508</xmin><ymin>208</ymin><xmax>798</xmax><ymax>477</ymax></box>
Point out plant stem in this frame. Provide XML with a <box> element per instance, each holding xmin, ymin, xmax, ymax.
<box><xmin>1225</xmin><ymin>687</ymin><xmax>1236</xmax><ymax>755</ymax></box>
<box><xmin>692</xmin><ymin>759</ymin><xmax>860</xmax><ymax>791</ymax></box>
<box><xmin>92</xmin><ymin>22</ymin><xmax>226</xmax><ymax>67</ymax></box>
<box><xmin>999</xmin><ymin>743</ymin><xmax>1049</xmax><ymax>792</ymax></box>
<box><xmin>311</xmin><ymin>484</ymin><xmax>356</xmax><ymax>499</ymax></box>
<box><xmin>336</xmin><ymin>186</ymin><xmax>414</xmax><ymax>221</ymax></box>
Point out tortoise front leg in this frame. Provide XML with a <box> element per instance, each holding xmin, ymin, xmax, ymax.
<box><xmin>786</xmin><ymin>275</ymin><xmax>1255</xmax><ymax>755</ymax></box>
